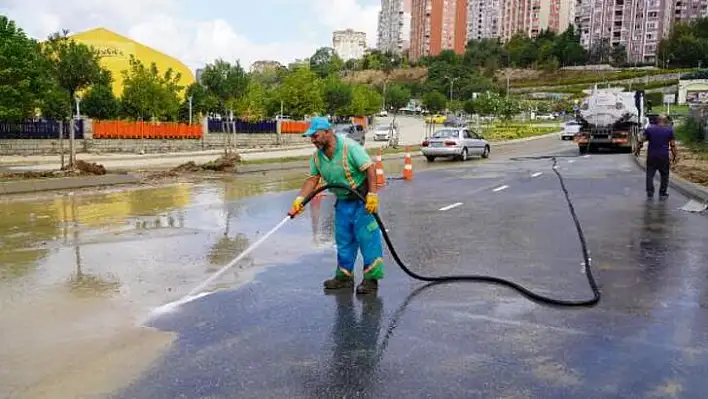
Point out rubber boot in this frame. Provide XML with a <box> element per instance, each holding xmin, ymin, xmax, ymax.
<box><xmin>356</xmin><ymin>279</ymin><xmax>378</xmax><ymax>295</ymax></box>
<box><xmin>324</xmin><ymin>269</ymin><xmax>354</xmax><ymax>290</ymax></box>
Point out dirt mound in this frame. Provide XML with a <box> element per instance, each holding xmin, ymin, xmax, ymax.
<box><xmin>171</xmin><ymin>161</ymin><xmax>201</xmax><ymax>173</ymax></box>
<box><xmin>672</xmin><ymin>150</ymin><xmax>708</xmax><ymax>186</ymax></box>
<box><xmin>75</xmin><ymin>160</ymin><xmax>106</xmax><ymax>175</ymax></box>
<box><xmin>171</xmin><ymin>153</ymin><xmax>242</xmax><ymax>174</ymax></box>
<box><xmin>342</xmin><ymin>67</ymin><xmax>428</xmax><ymax>86</ymax></box>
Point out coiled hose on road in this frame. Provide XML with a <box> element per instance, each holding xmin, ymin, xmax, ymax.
<box><xmin>297</xmin><ymin>155</ymin><xmax>601</xmax><ymax>307</ymax></box>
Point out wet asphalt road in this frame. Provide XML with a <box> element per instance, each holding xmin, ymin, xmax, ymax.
<box><xmin>111</xmin><ymin>145</ymin><xmax>708</xmax><ymax>398</ymax></box>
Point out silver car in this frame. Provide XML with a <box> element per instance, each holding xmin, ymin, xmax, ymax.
<box><xmin>373</xmin><ymin>123</ymin><xmax>396</xmax><ymax>141</ymax></box>
<box><xmin>421</xmin><ymin>127</ymin><xmax>490</xmax><ymax>162</ymax></box>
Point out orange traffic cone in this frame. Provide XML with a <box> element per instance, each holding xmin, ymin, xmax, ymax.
<box><xmin>403</xmin><ymin>146</ymin><xmax>413</xmax><ymax>181</ymax></box>
<box><xmin>375</xmin><ymin>148</ymin><xmax>386</xmax><ymax>187</ymax></box>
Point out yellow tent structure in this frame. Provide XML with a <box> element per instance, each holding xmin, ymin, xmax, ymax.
<box><xmin>68</xmin><ymin>27</ymin><xmax>195</xmax><ymax>97</ymax></box>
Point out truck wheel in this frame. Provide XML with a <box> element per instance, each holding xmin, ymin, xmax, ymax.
<box><xmin>425</xmin><ymin>156</ymin><xmax>435</xmax><ymax>162</ymax></box>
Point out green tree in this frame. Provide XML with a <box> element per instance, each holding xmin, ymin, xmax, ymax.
<box><xmin>309</xmin><ymin>47</ymin><xmax>343</xmax><ymax>79</ymax></box>
<box><xmin>42</xmin><ymin>30</ymin><xmax>104</xmax><ymax>117</ymax></box>
<box><xmin>279</xmin><ymin>66</ymin><xmax>324</xmax><ymax>118</ymax></box>
<box><xmin>384</xmin><ymin>84</ymin><xmax>411</xmax><ymax>111</ymax></box>
<box><xmin>505</xmin><ymin>34</ymin><xmax>537</xmax><ymax>67</ymax></box>
<box><xmin>610</xmin><ymin>44</ymin><xmax>628</xmax><ymax>67</ymax></box>
<box><xmin>0</xmin><ymin>16</ymin><xmax>51</xmax><ymax>120</ymax></box>
<box><xmin>200</xmin><ymin>59</ymin><xmax>249</xmax><ymax>117</ymax></box>
<box><xmin>588</xmin><ymin>38</ymin><xmax>612</xmax><ymax>64</ymax></box>
<box><xmin>81</xmin><ymin>83</ymin><xmax>119</xmax><ymax>119</ymax></box>
<box><xmin>233</xmin><ymin>80</ymin><xmax>268</xmax><ymax>121</ymax></box>
<box><xmin>422</xmin><ymin>91</ymin><xmax>447</xmax><ymax>113</ymax></box>
<box><xmin>552</xmin><ymin>25</ymin><xmax>587</xmax><ymax>66</ymax></box>
<box><xmin>347</xmin><ymin>85</ymin><xmax>381</xmax><ymax>116</ymax></box>
<box><xmin>120</xmin><ymin>55</ymin><xmax>183</xmax><ymax>120</ymax></box>
<box><xmin>464</xmin><ymin>38</ymin><xmax>506</xmax><ymax>73</ymax></box>
<box><xmin>659</xmin><ymin>18</ymin><xmax>708</xmax><ymax>68</ymax></box>
<box><xmin>323</xmin><ymin>77</ymin><xmax>353</xmax><ymax>116</ymax></box>
<box><xmin>181</xmin><ymin>82</ymin><xmax>219</xmax><ymax>117</ymax></box>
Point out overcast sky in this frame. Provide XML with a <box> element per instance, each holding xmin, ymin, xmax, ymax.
<box><xmin>0</xmin><ymin>0</ymin><xmax>380</xmax><ymax>71</ymax></box>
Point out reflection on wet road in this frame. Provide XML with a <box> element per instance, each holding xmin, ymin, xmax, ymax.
<box><xmin>3</xmin><ymin>138</ymin><xmax>708</xmax><ymax>398</ymax></box>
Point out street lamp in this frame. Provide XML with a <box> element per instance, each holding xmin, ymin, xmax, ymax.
<box><xmin>70</xmin><ymin>93</ymin><xmax>82</xmax><ymax>169</ymax></box>
<box><xmin>188</xmin><ymin>95</ymin><xmax>193</xmax><ymax>125</ymax></box>
<box><xmin>445</xmin><ymin>75</ymin><xmax>460</xmax><ymax>102</ymax></box>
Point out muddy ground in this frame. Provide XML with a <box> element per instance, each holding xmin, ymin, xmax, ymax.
<box><xmin>673</xmin><ymin>145</ymin><xmax>708</xmax><ymax>186</ymax></box>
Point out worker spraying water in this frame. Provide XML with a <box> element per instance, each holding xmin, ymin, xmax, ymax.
<box><xmin>147</xmin><ymin>120</ymin><xmax>603</xmax><ymax>321</ymax></box>
<box><xmin>289</xmin><ymin>116</ymin><xmax>384</xmax><ymax>295</ymax></box>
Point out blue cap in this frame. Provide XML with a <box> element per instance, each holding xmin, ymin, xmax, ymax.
<box><xmin>302</xmin><ymin>116</ymin><xmax>331</xmax><ymax>137</ymax></box>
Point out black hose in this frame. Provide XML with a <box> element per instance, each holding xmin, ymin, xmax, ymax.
<box><xmin>295</xmin><ymin>156</ymin><xmax>601</xmax><ymax>307</ymax></box>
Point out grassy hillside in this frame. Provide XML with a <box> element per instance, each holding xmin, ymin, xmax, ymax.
<box><xmin>341</xmin><ymin>67</ymin><xmax>428</xmax><ymax>86</ymax></box>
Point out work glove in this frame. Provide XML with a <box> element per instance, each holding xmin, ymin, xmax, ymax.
<box><xmin>365</xmin><ymin>193</ymin><xmax>378</xmax><ymax>214</ymax></box>
<box><xmin>288</xmin><ymin>196</ymin><xmax>304</xmax><ymax>218</ymax></box>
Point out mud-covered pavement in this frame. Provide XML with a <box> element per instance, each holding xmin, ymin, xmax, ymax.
<box><xmin>3</xmin><ymin>136</ymin><xmax>708</xmax><ymax>398</ymax></box>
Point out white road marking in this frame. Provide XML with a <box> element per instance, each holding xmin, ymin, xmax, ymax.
<box><xmin>531</xmin><ymin>172</ymin><xmax>543</xmax><ymax>177</ymax></box>
<box><xmin>568</xmin><ymin>159</ymin><xmax>575</xmax><ymax>163</ymax></box>
<box><xmin>493</xmin><ymin>185</ymin><xmax>509</xmax><ymax>192</ymax></box>
<box><xmin>439</xmin><ymin>202</ymin><xmax>463</xmax><ymax>211</ymax></box>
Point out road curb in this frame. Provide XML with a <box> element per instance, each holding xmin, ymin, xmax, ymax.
<box><xmin>0</xmin><ymin>173</ymin><xmax>141</xmax><ymax>195</ymax></box>
<box><xmin>631</xmin><ymin>154</ymin><xmax>708</xmax><ymax>203</ymax></box>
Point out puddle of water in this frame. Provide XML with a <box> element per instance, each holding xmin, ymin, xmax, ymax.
<box><xmin>0</xmin><ymin>170</ymin><xmax>334</xmax><ymax>397</ymax></box>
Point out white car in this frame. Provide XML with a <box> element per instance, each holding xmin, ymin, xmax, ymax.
<box><xmin>378</xmin><ymin>109</ymin><xmax>388</xmax><ymax>117</ymax></box>
<box><xmin>373</xmin><ymin>124</ymin><xmax>396</xmax><ymax>141</ymax></box>
<box><xmin>561</xmin><ymin>120</ymin><xmax>581</xmax><ymax>140</ymax></box>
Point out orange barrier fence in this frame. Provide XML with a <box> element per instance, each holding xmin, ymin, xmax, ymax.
<box><xmin>93</xmin><ymin>121</ymin><xmax>203</xmax><ymax>139</ymax></box>
<box><xmin>280</xmin><ymin>120</ymin><xmax>310</xmax><ymax>134</ymax></box>
<box><xmin>351</xmin><ymin>116</ymin><xmax>368</xmax><ymax>129</ymax></box>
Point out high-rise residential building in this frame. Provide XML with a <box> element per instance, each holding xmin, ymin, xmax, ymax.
<box><xmin>332</xmin><ymin>29</ymin><xmax>367</xmax><ymax>60</ymax></box>
<box><xmin>500</xmin><ymin>0</ymin><xmax>574</xmax><ymax>41</ymax></box>
<box><xmin>574</xmin><ymin>0</ymin><xmax>674</xmax><ymax>64</ymax></box>
<box><xmin>467</xmin><ymin>0</ymin><xmax>502</xmax><ymax>40</ymax></box>
<box><xmin>672</xmin><ymin>0</ymin><xmax>708</xmax><ymax>22</ymax></box>
<box><xmin>409</xmin><ymin>0</ymin><xmax>468</xmax><ymax>62</ymax></box>
<box><xmin>377</xmin><ymin>0</ymin><xmax>412</xmax><ymax>53</ymax></box>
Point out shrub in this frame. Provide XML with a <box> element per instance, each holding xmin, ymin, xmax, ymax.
<box><xmin>675</xmin><ymin>116</ymin><xmax>706</xmax><ymax>144</ymax></box>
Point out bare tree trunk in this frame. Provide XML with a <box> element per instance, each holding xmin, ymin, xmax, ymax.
<box><xmin>59</xmin><ymin>120</ymin><xmax>65</xmax><ymax>170</ymax></box>
<box><xmin>69</xmin><ymin>118</ymin><xmax>76</xmax><ymax>170</ymax></box>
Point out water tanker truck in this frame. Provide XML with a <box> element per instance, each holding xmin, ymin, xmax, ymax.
<box><xmin>574</xmin><ymin>87</ymin><xmax>647</xmax><ymax>154</ymax></box>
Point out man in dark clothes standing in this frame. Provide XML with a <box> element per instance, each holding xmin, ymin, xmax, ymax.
<box><xmin>635</xmin><ymin>114</ymin><xmax>678</xmax><ymax>199</ymax></box>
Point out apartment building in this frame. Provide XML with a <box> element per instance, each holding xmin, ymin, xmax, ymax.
<box><xmin>672</xmin><ymin>0</ymin><xmax>708</xmax><ymax>22</ymax></box>
<box><xmin>467</xmin><ymin>0</ymin><xmax>502</xmax><ymax>40</ymax></box>
<box><xmin>575</xmin><ymin>0</ymin><xmax>674</xmax><ymax>64</ymax></box>
<box><xmin>333</xmin><ymin>29</ymin><xmax>367</xmax><ymax>61</ymax></box>
<box><xmin>500</xmin><ymin>0</ymin><xmax>574</xmax><ymax>40</ymax></box>
<box><xmin>377</xmin><ymin>0</ymin><xmax>412</xmax><ymax>53</ymax></box>
<box><xmin>409</xmin><ymin>0</ymin><xmax>468</xmax><ymax>61</ymax></box>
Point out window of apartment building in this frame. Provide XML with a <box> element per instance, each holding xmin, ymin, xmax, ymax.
<box><xmin>616</xmin><ymin>0</ymin><xmax>624</xmax><ymax>5</ymax></box>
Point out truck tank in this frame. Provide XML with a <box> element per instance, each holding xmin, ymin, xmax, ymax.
<box><xmin>574</xmin><ymin>87</ymin><xmax>645</xmax><ymax>154</ymax></box>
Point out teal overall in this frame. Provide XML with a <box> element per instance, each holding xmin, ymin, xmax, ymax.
<box><xmin>309</xmin><ymin>136</ymin><xmax>384</xmax><ymax>280</ymax></box>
